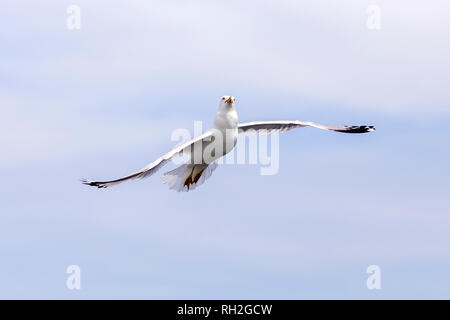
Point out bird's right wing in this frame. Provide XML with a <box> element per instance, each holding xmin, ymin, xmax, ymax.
<box><xmin>81</xmin><ymin>130</ymin><xmax>214</xmax><ymax>188</ymax></box>
<box><xmin>238</xmin><ymin>120</ymin><xmax>375</xmax><ymax>134</ymax></box>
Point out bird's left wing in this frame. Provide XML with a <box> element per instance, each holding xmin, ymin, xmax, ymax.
<box><xmin>238</xmin><ymin>120</ymin><xmax>375</xmax><ymax>134</ymax></box>
<box><xmin>81</xmin><ymin>130</ymin><xmax>214</xmax><ymax>188</ymax></box>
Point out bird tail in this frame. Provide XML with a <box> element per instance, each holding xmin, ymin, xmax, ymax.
<box><xmin>162</xmin><ymin>162</ymin><xmax>218</xmax><ymax>192</ymax></box>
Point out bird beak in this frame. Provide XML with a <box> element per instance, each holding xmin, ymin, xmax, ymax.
<box><xmin>225</xmin><ymin>96</ymin><xmax>233</xmax><ymax>103</ymax></box>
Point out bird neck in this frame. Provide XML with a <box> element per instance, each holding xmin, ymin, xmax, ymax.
<box><xmin>213</xmin><ymin>108</ymin><xmax>238</xmax><ymax>130</ymax></box>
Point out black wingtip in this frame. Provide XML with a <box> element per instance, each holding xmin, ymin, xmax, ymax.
<box><xmin>337</xmin><ymin>125</ymin><xmax>375</xmax><ymax>133</ymax></box>
<box><xmin>80</xmin><ymin>179</ymin><xmax>107</xmax><ymax>189</ymax></box>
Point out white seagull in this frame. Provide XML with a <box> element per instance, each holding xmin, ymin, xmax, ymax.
<box><xmin>82</xmin><ymin>96</ymin><xmax>375</xmax><ymax>191</ymax></box>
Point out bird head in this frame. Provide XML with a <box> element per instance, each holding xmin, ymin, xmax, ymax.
<box><xmin>219</xmin><ymin>95</ymin><xmax>236</xmax><ymax>109</ymax></box>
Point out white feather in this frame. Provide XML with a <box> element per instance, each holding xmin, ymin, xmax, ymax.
<box><xmin>162</xmin><ymin>162</ymin><xmax>218</xmax><ymax>192</ymax></box>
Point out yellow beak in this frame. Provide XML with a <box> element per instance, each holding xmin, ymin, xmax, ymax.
<box><xmin>225</xmin><ymin>96</ymin><xmax>233</xmax><ymax>103</ymax></box>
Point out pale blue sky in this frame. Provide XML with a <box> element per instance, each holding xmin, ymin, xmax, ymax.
<box><xmin>1</xmin><ymin>0</ymin><xmax>449</xmax><ymax>299</ymax></box>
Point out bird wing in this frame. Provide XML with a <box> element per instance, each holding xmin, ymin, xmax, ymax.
<box><xmin>81</xmin><ymin>130</ymin><xmax>214</xmax><ymax>188</ymax></box>
<box><xmin>238</xmin><ymin>120</ymin><xmax>375</xmax><ymax>134</ymax></box>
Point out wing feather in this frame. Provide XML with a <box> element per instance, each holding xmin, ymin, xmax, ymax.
<box><xmin>238</xmin><ymin>120</ymin><xmax>375</xmax><ymax>134</ymax></box>
<box><xmin>81</xmin><ymin>130</ymin><xmax>214</xmax><ymax>188</ymax></box>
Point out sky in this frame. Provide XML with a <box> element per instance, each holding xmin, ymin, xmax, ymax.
<box><xmin>1</xmin><ymin>0</ymin><xmax>449</xmax><ymax>299</ymax></box>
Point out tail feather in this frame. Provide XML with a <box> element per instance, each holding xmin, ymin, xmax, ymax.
<box><xmin>162</xmin><ymin>162</ymin><xmax>218</xmax><ymax>192</ymax></box>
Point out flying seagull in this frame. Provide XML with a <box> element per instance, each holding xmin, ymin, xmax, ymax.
<box><xmin>82</xmin><ymin>96</ymin><xmax>375</xmax><ymax>191</ymax></box>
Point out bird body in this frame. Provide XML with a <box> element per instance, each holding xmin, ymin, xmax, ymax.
<box><xmin>212</xmin><ymin>95</ymin><xmax>239</xmax><ymax>160</ymax></box>
<box><xmin>82</xmin><ymin>96</ymin><xmax>374</xmax><ymax>192</ymax></box>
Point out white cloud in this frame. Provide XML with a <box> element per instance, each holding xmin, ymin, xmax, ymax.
<box><xmin>2</xmin><ymin>0</ymin><xmax>449</xmax><ymax>113</ymax></box>
<box><xmin>0</xmin><ymin>93</ymin><xmax>182</xmax><ymax>165</ymax></box>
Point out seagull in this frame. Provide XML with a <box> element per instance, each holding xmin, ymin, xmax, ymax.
<box><xmin>82</xmin><ymin>96</ymin><xmax>375</xmax><ymax>192</ymax></box>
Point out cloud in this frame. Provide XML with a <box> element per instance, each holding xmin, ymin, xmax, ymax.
<box><xmin>1</xmin><ymin>0</ymin><xmax>449</xmax><ymax>114</ymax></box>
<box><xmin>1</xmin><ymin>0</ymin><xmax>450</xmax><ymax>299</ymax></box>
<box><xmin>0</xmin><ymin>93</ymin><xmax>184</xmax><ymax>166</ymax></box>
